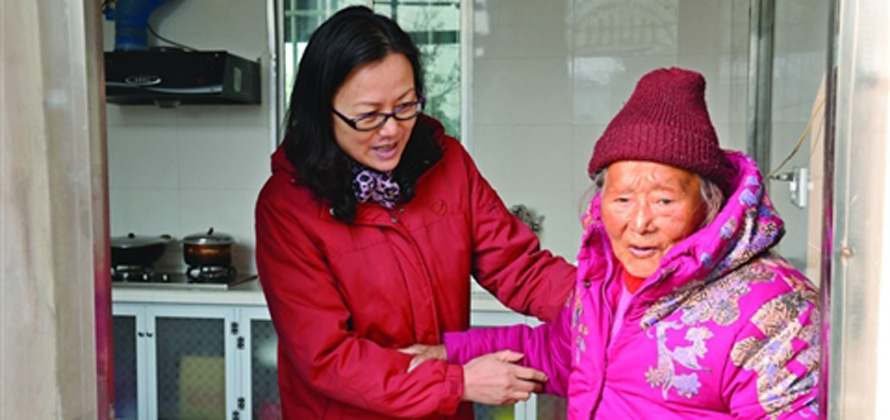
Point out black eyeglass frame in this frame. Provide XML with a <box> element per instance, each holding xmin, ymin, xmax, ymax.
<box><xmin>332</xmin><ymin>96</ymin><xmax>426</xmax><ymax>132</ymax></box>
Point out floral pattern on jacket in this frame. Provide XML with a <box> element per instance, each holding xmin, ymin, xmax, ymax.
<box><xmin>444</xmin><ymin>151</ymin><xmax>821</xmax><ymax>419</ymax></box>
<box><xmin>641</xmin><ymin>259</ymin><xmax>779</xmax><ymax>401</ymax></box>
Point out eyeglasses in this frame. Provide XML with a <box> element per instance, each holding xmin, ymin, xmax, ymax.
<box><xmin>332</xmin><ymin>97</ymin><xmax>425</xmax><ymax>132</ymax></box>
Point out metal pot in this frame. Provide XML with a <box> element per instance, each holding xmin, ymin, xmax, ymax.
<box><xmin>182</xmin><ymin>227</ymin><xmax>234</xmax><ymax>267</ymax></box>
<box><xmin>110</xmin><ymin>233</ymin><xmax>172</xmax><ymax>267</ymax></box>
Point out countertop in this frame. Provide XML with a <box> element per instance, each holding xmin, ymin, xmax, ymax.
<box><xmin>112</xmin><ymin>278</ymin><xmax>516</xmax><ymax>312</ymax></box>
<box><xmin>112</xmin><ymin>277</ymin><xmax>268</xmax><ymax>306</ymax></box>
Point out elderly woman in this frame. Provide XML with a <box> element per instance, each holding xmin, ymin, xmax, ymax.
<box><xmin>412</xmin><ymin>68</ymin><xmax>820</xmax><ymax>418</ymax></box>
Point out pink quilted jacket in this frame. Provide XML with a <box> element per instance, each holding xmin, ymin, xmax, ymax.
<box><xmin>445</xmin><ymin>152</ymin><xmax>820</xmax><ymax>419</ymax></box>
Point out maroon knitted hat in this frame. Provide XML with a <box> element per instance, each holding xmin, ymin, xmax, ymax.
<box><xmin>587</xmin><ymin>67</ymin><xmax>735</xmax><ymax>193</ymax></box>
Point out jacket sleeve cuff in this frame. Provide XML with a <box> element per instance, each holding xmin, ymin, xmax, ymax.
<box><xmin>437</xmin><ymin>364</ymin><xmax>464</xmax><ymax>415</ymax></box>
<box><xmin>443</xmin><ymin>331</ymin><xmax>470</xmax><ymax>364</ymax></box>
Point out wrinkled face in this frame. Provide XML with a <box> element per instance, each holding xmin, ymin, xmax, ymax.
<box><xmin>331</xmin><ymin>52</ymin><xmax>418</xmax><ymax>173</ymax></box>
<box><xmin>600</xmin><ymin>161</ymin><xmax>706</xmax><ymax>278</ymax></box>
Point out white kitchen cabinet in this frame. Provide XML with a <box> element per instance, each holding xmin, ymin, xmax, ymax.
<box><xmin>152</xmin><ymin>307</ymin><xmax>236</xmax><ymax>419</ymax></box>
<box><xmin>112</xmin><ymin>283</ymin><xmax>278</xmax><ymax>420</ymax></box>
<box><xmin>112</xmin><ymin>286</ymin><xmax>564</xmax><ymax>420</ymax></box>
<box><xmin>112</xmin><ymin>307</ymin><xmax>141</xmax><ymax>419</ymax></box>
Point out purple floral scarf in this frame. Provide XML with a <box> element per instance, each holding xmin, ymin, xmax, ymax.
<box><xmin>350</xmin><ymin>162</ymin><xmax>400</xmax><ymax>209</ymax></box>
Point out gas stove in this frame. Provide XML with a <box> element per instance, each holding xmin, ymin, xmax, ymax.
<box><xmin>111</xmin><ymin>265</ymin><xmax>257</xmax><ymax>290</ymax></box>
<box><xmin>111</xmin><ymin>265</ymin><xmax>158</xmax><ymax>282</ymax></box>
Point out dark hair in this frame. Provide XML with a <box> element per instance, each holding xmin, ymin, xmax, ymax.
<box><xmin>282</xmin><ymin>6</ymin><xmax>443</xmax><ymax>222</ymax></box>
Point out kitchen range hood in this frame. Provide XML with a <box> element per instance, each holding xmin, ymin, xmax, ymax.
<box><xmin>103</xmin><ymin>0</ymin><xmax>261</xmax><ymax>106</ymax></box>
<box><xmin>104</xmin><ymin>49</ymin><xmax>261</xmax><ymax>106</ymax></box>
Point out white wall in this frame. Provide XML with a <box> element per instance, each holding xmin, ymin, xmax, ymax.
<box><xmin>104</xmin><ymin>0</ymin><xmax>274</xmax><ymax>275</ymax></box>
<box><xmin>471</xmin><ymin>0</ymin><xmax>750</xmax><ymax>260</ymax></box>
<box><xmin>103</xmin><ymin>0</ymin><xmax>829</xmax><ymax>277</ymax></box>
<box><xmin>768</xmin><ymin>0</ymin><xmax>830</xmax><ymax>272</ymax></box>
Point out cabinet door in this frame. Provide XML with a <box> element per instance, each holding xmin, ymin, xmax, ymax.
<box><xmin>475</xmin><ymin>395</ymin><xmax>567</xmax><ymax>420</ymax></box>
<box><xmin>250</xmin><ymin>318</ymin><xmax>281</xmax><ymax>419</ymax></box>
<box><xmin>236</xmin><ymin>307</ymin><xmax>281</xmax><ymax>420</ymax></box>
<box><xmin>147</xmin><ymin>306</ymin><xmax>235</xmax><ymax>420</ymax></box>
<box><xmin>474</xmin><ymin>404</ymin><xmax>518</xmax><ymax>420</ymax></box>
<box><xmin>534</xmin><ymin>394</ymin><xmax>567</xmax><ymax>419</ymax></box>
<box><xmin>112</xmin><ymin>304</ymin><xmax>145</xmax><ymax>420</ymax></box>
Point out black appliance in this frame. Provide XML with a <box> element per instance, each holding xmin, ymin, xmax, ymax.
<box><xmin>187</xmin><ymin>265</ymin><xmax>238</xmax><ymax>283</ymax></box>
<box><xmin>104</xmin><ymin>49</ymin><xmax>261</xmax><ymax>106</ymax></box>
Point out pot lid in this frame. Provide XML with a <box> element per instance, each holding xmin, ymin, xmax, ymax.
<box><xmin>111</xmin><ymin>233</ymin><xmax>172</xmax><ymax>248</ymax></box>
<box><xmin>183</xmin><ymin>227</ymin><xmax>234</xmax><ymax>245</ymax></box>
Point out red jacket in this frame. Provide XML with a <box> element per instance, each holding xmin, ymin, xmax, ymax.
<box><xmin>255</xmin><ymin>119</ymin><xmax>575</xmax><ymax>419</ymax></box>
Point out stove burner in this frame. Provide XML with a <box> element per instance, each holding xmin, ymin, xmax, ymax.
<box><xmin>187</xmin><ymin>265</ymin><xmax>237</xmax><ymax>283</ymax></box>
<box><xmin>111</xmin><ymin>265</ymin><xmax>156</xmax><ymax>282</ymax></box>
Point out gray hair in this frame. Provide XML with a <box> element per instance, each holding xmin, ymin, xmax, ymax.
<box><xmin>588</xmin><ymin>168</ymin><xmax>725</xmax><ymax>227</ymax></box>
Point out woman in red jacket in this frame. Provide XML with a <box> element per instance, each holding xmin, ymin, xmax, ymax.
<box><xmin>254</xmin><ymin>6</ymin><xmax>576</xmax><ymax>419</ymax></box>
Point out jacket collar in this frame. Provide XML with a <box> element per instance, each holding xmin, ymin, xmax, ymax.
<box><xmin>271</xmin><ymin>115</ymin><xmax>449</xmax><ymax>227</ymax></box>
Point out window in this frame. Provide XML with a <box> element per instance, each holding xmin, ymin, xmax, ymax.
<box><xmin>375</xmin><ymin>1</ymin><xmax>462</xmax><ymax>137</ymax></box>
<box><xmin>279</xmin><ymin>0</ymin><xmax>463</xmax><ymax>137</ymax></box>
<box><xmin>279</xmin><ymin>0</ymin><xmax>366</xmax><ymax>101</ymax></box>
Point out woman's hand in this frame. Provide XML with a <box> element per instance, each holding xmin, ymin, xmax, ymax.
<box><xmin>400</xmin><ymin>344</ymin><xmax>447</xmax><ymax>372</ymax></box>
<box><xmin>461</xmin><ymin>350</ymin><xmax>547</xmax><ymax>405</ymax></box>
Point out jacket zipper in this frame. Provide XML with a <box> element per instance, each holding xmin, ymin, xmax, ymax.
<box><xmin>383</xmin><ymin>206</ymin><xmax>444</xmax><ymax>343</ymax></box>
<box><xmin>590</xmin><ymin>269</ymin><xmax>618</xmax><ymax>415</ymax></box>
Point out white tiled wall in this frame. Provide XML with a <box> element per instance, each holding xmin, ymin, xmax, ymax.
<box><xmin>471</xmin><ymin>0</ymin><xmax>751</xmax><ymax>260</ymax></box>
<box><xmin>105</xmin><ymin>0</ymin><xmax>829</xmax><ymax>277</ymax></box>
<box><xmin>768</xmin><ymin>0</ymin><xmax>830</xmax><ymax>271</ymax></box>
<box><xmin>105</xmin><ymin>0</ymin><xmax>273</xmax><ymax>275</ymax></box>
<box><xmin>470</xmin><ymin>0</ymin><xmax>828</xmax><ymax>272</ymax></box>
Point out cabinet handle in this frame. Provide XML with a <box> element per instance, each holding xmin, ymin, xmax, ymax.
<box><xmin>238</xmin><ymin>397</ymin><xmax>245</xmax><ymax>410</ymax></box>
<box><xmin>232</xmin><ymin>411</ymin><xmax>240</xmax><ymax>420</ymax></box>
<box><xmin>237</xmin><ymin>337</ymin><xmax>245</xmax><ymax>350</ymax></box>
<box><xmin>145</xmin><ymin>332</ymin><xmax>153</xmax><ymax>338</ymax></box>
<box><xmin>137</xmin><ymin>332</ymin><xmax>144</xmax><ymax>338</ymax></box>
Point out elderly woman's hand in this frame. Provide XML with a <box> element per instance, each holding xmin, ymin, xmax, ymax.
<box><xmin>400</xmin><ymin>344</ymin><xmax>448</xmax><ymax>372</ymax></box>
<box><xmin>461</xmin><ymin>350</ymin><xmax>547</xmax><ymax>405</ymax></box>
